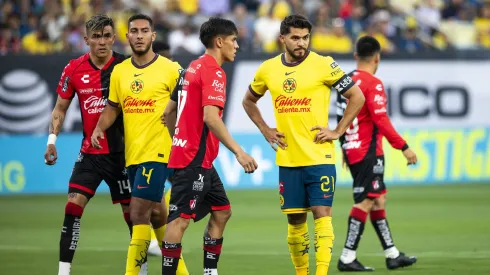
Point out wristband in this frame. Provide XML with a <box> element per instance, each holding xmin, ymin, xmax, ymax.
<box><xmin>401</xmin><ymin>144</ymin><xmax>409</xmax><ymax>151</ymax></box>
<box><xmin>47</xmin><ymin>134</ymin><xmax>57</xmax><ymax>145</ymax></box>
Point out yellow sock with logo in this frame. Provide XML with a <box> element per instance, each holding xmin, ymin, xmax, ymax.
<box><xmin>287</xmin><ymin>222</ymin><xmax>310</xmax><ymax>275</ymax></box>
<box><xmin>314</xmin><ymin>217</ymin><xmax>334</xmax><ymax>275</ymax></box>
<box><xmin>125</xmin><ymin>224</ymin><xmax>151</xmax><ymax>275</ymax></box>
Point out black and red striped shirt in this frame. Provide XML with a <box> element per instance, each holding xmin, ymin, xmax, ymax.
<box><xmin>56</xmin><ymin>52</ymin><xmax>126</xmax><ymax>154</ymax></box>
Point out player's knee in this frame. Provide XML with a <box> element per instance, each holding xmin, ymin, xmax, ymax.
<box><xmin>170</xmin><ymin>217</ymin><xmax>191</xmax><ymax>233</ymax></box>
<box><xmin>67</xmin><ymin>192</ymin><xmax>89</xmax><ymax>208</ymax></box>
<box><xmin>355</xmin><ymin>198</ymin><xmax>374</xmax><ymax>212</ymax></box>
<box><xmin>129</xmin><ymin>205</ymin><xmax>152</xmax><ymax>225</ymax></box>
<box><xmin>311</xmin><ymin>206</ymin><xmax>332</xmax><ymax>220</ymax></box>
<box><xmin>372</xmin><ymin>195</ymin><xmax>386</xmax><ymax>210</ymax></box>
<box><xmin>287</xmin><ymin>213</ymin><xmax>307</xmax><ymax>225</ymax></box>
<box><xmin>213</xmin><ymin>208</ymin><xmax>232</xmax><ymax>223</ymax></box>
<box><xmin>150</xmin><ymin>207</ymin><xmax>167</xmax><ymax>228</ymax></box>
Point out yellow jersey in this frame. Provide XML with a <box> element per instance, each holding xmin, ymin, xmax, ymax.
<box><xmin>108</xmin><ymin>54</ymin><xmax>181</xmax><ymax>166</ymax></box>
<box><xmin>249</xmin><ymin>51</ymin><xmax>354</xmax><ymax>167</ymax></box>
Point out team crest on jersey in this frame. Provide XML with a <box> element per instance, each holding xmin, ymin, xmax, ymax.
<box><xmin>130</xmin><ymin>79</ymin><xmax>144</xmax><ymax>94</ymax></box>
<box><xmin>279</xmin><ymin>195</ymin><xmax>285</xmax><ymax>207</ymax></box>
<box><xmin>283</xmin><ymin>78</ymin><xmax>297</xmax><ymax>93</ymax></box>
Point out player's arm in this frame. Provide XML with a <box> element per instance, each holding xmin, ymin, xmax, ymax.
<box><xmin>334</xmin><ymin>84</ymin><xmax>365</xmax><ymax>136</ymax></box>
<box><xmin>203</xmin><ymin>106</ymin><xmax>257</xmax><ymax>173</ymax></box>
<box><xmin>44</xmin><ymin>96</ymin><xmax>72</xmax><ymax>165</ymax></box>
<box><xmin>202</xmin><ymin>68</ymin><xmax>257</xmax><ymax>173</ymax></box>
<box><xmin>242</xmin><ymin>91</ymin><xmax>287</xmax><ymax>151</ymax></box>
<box><xmin>91</xmin><ymin>68</ymin><xmax>122</xmax><ymax>149</ymax></box>
<box><xmin>162</xmin><ymin>65</ymin><xmax>184</xmax><ymax>137</ymax></box>
<box><xmin>45</xmin><ymin>62</ymin><xmax>76</xmax><ymax>165</ymax></box>
<box><xmin>163</xmin><ymin>87</ymin><xmax>178</xmax><ymax>137</ymax></box>
<box><xmin>366</xmin><ymin>81</ymin><xmax>417</xmax><ymax>165</ymax></box>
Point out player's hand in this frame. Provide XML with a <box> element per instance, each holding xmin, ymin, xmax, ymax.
<box><xmin>403</xmin><ymin>148</ymin><xmax>417</xmax><ymax>165</ymax></box>
<box><xmin>261</xmin><ymin>127</ymin><xmax>287</xmax><ymax>151</ymax></box>
<box><xmin>91</xmin><ymin>127</ymin><xmax>104</xmax><ymax>149</ymax></box>
<box><xmin>160</xmin><ymin>113</ymin><xmax>166</xmax><ymax>125</ymax></box>
<box><xmin>310</xmin><ymin>126</ymin><xmax>341</xmax><ymax>144</ymax></box>
<box><xmin>44</xmin><ymin>144</ymin><xmax>58</xmax><ymax>165</ymax></box>
<box><xmin>235</xmin><ymin>151</ymin><xmax>258</xmax><ymax>174</ymax></box>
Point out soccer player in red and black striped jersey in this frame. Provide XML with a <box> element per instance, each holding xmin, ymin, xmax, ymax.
<box><xmin>161</xmin><ymin>17</ymin><xmax>257</xmax><ymax>275</ymax></box>
<box><xmin>336</xmin><ymin>36</ymin><xmax>418</xmax><ymax>272</ymax></box>
<box><xmin>43</xmin><ymin>15</ymin><xmax>130</xmax><ymax>275</ymax></box>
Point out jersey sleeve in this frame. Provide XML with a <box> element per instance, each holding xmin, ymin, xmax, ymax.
<box><xmin>323</xmin><ymin>56</ymin><xmax>355</xmax><ymax>94</ymax></box>
<box><xmin>366</xmin><ymin>79</ymin><xmax>408</xmax><ymax>150</ymax></box>
<box><xmin>168</xmin><ymin>62</ymin><xmax>183</xmax><ymax>95</ymax></box>
<box><xmin>107</xmin><ymin>65</ymin><xmax>121</xmax><ymax>107</ymax></box>
<box><xmin>248</xmin><ymin>62</ymin><xmax>268</xmax><ymax>97</ymax></box>
<box><xmin>170</xmin><ymin>67</ymin><xmax>186</xmax><ymax>102</ymax></box>
<box><xmin>56</xmin><ymin>61</ymin><xmax>76</xmax><ymax>99</ymax></box>
<box><xmin>201</xmin><ymin>66</ymin><xmax>226</xmax><ymax>109</ymax></box>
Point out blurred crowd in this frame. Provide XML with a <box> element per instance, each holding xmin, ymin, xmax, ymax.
<box><xmin>1</xmin><ymin>0</ymin><xmax>490</xmax><ymax>56</ymax></box>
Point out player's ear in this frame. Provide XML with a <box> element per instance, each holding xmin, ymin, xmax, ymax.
<box><xmin>83</xmin><ymin>35</ymin><xmax>89</xmax><ymax>46</ymax></box>
<box><xmin>353</xmin><ymin>52</ymin><xmax>358</xmax><ymax>60</ymax></box>
<box><xmin>152</xmin><ymin>31</ymin><xmax>156</xmax><ymax>42</ymax></box>
<box><xmin>279</xmin><ymin>34</ymin><xmax>285</xmax><ymax>44</ymax></box>
<box><xmin>216</xmin><ymin>36</ymin><xmax>223</xmax><ymax>48</ymax></box>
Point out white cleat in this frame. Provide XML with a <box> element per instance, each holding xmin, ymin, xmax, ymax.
<box><xmin>148</xmin><ymin>239</ymin><xmax>161</xmax><ymax>256</ymax></box>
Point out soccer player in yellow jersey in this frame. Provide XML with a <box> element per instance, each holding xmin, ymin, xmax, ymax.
<box><xmin>243</xmin><ymin>15</ymin><xmax>365</xmax><ymax>275</ymax></box>
<box><xmin>91</xmin><ymin>14</ymin><xmax>188</xmax><ymax>275</ymax></box>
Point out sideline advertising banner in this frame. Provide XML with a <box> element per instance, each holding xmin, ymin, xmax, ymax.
<box><xmin>0</xmin><ymin>57</ymin><xmax>489</xmax><ymax>194</ymax></box>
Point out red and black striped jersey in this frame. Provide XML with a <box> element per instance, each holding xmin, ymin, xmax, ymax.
<box><xmin>56</xmin><ymin>52</ymin><xmax>126</xmax><ymax>154</ymax></box>
<box><xmin>337</xmin><ymin>70</ymin><xmax>407</xmax><ymax>165</ymax></box>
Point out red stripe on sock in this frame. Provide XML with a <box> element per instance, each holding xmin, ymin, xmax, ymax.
<box><xmin>204</xmin><ymin>244</ymin><xmax>222</xmax><ymax>255</ymax></box>
<box><xmin>370</xmin><ymin>209</ymin><xmax>386</xmax><ymax>221</ymax></box>
<box><xmin>350</xmin><ymin>207</ymin><xmax>368</xmax><ymax>223</ymax></box>
<box><xmin>161</xmin><ymin>247</ymin><xmax>182</xmax><ymax>258</ymax></box>
<box><xmin>211</xmin><ymin>204</ymin><xmax>231</xmax><ymax>211</ymax></box>
<box><xmin>65</xmin><ymin>202</ymin><xmax>84</xmax><ymax>216</ymax></box>
<box><xmin>69</xmin><ymin>183</ymin><xmax>95</xmax><ymax>195</ymax></box>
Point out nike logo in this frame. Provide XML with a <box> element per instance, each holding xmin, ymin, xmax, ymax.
<box><xmin>137</xmin><ymin>185</ymin><xmax>148</xmax><ymax>189</ymax></box>
<box><xmin>134</xmin><ymin>73</ymin><xmax>144</xmax><ymax>77</ymax></box>
<box><xmin>324</xmin><ymin>194</ymin><xmax>332</xmax><ymax>198</ymax></box>
<box><xmin>285</xmin><ymin>71</ymin><xmax>295</xmax><ymax>76</ymax></box>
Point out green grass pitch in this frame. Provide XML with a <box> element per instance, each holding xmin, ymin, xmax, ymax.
<box><xmin>1</xmin><ymin>184</ymin><xmax>490</xmax><ymax>274</ymax></box>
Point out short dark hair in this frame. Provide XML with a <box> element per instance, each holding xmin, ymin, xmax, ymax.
<box><xmin>85</xmin><ymin>14</ymin><xmax>114</xmax><ymax>33</ymax></box>
<box><xmin>199</xmin><ymin>17</ymin><xmax>238</xmax><ymax>49</ymax></box>
<box><xmin>128</xmin><ymin>14</ymin><xmax>153</xmax><ymax>30</ymax></box>
<box><xmin>152</xmin><ymin>41</ymin><xmax>170</xmax><ymax>53</ymax></box>
<box><xmin>356</xmin><ymin>36</ymin><xmax>381</xmax><ymax>59</ymax></box>
<box><xmin>280</xmin><ymin>14</ymin><xmax>312</xmax><ymax>35</ymax></box>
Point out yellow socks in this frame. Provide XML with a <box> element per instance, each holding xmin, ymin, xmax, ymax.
<box><xmin>287</xmin><ymin>222</ymin><xmax>310</xmax><ymax>275</ymax></box>
<box><xmin>125</xmin><ymin>224</ymin><xmax>151</xmax><ymax>275</ymax></box>
<box><xmin>314</xmin><ymin>217</ymin><xmax>334</xmax><ymax>275</ymax></box>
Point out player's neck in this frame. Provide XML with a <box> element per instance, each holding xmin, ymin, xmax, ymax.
<box><xmin>132</xmin><ymin>51</ymin><xmax>157</xmax><ymax>67</ymax></box>
<box><xmin>204</xmin><ymin>49</ymin><xmax>224</xmax><ymax>66</ymax></box>
<box><xmin>89</xmin><ymin>51</ymin><xmax>113</xmax><ymax>69</ymax></box>
<box><xmin>356</xmin><ymin>64</ymin><xmax>376</xmax><ymax>75</ymax></box>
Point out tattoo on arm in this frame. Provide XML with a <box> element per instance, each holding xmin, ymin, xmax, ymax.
<box><xmin>50</xmin><ymin>103</ymin><xmax>66</xmax><ymax>135</ymax></box>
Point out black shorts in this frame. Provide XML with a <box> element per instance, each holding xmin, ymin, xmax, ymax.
<box><xmin>168</xmin><ymin>166</ymin><xmax>230</xmax><ymax>223</ymax></box>
<box><xmin>68</xmin><ymin>152</ymin><xmax>131</xmax><ymax>204</ymax></box>
<box><xmin>348</xmin><ymin>155</ymin><xmax>386</xmax><ymax>204</ymax></box>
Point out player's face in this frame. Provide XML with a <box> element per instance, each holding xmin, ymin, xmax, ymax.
<box><xmin>280</xmin><ymin>27</ymin><xmax>310</xmax><ymax>61</ymax></box>
<box><xmin>220</xmin><ymin>34</ymin><xmax>239</xmax><ymax>62</ymax></box>
<box><xmin>84</xmin><ymin>26</ymin><xmax>115</xmax><ymax>59</ymax></box>
<box><xmin>127</xmin><ymin>19</ymin><xmax>156</xmax><ymax>56</ymax></box>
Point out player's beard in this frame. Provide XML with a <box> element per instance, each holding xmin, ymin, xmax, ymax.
<box><xmin>286</xmin><ymin>46</ymin><xmax>307</xmax><ymax>62</ymax></box>
<box><xmin>130</xmin><ymin>41</ymin><xmax>151</xmax><ymax>56</ymax></box>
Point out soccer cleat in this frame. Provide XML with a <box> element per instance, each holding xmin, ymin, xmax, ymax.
<box><xmin>337</xmin><ymin>259</ymin><xmax>375</xmax><ymax>272</ymax></box>
<box><xmin>386</xmin><ymin>252</ymin><xmax>417</xmax><ymax>270</ymax></box>
<box><xmin>147</xmin><ymin>239</ymin><xmax>161</xmax><ymax>256</ymax></box>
